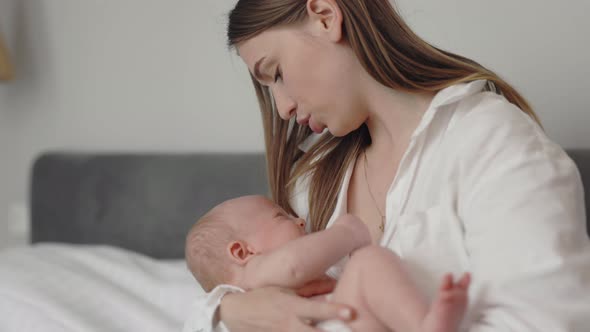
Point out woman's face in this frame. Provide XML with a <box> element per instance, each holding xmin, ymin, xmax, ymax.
<box><xmin>237</xmin><ymin>23</ymin><xmax>368</xmax><ymax>137</ymax></box>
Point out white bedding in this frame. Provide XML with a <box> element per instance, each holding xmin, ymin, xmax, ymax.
<box><xmin>0</xmin><ymin>243</ymin><xmax>203</xmax><ymax>332</ymax></box>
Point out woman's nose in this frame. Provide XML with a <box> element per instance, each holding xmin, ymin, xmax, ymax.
<box><xmin>272</xmin><ymin>87</ymin><xmax>296</xmax><ymax>120</ymax></box>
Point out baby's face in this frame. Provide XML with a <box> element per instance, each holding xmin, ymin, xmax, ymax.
<box><xmin>229</xmin><ymin>196</ymin><xmax>306</xmax><ymax>253</ymax></box>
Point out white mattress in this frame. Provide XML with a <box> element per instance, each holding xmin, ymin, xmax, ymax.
<box><xmin>0</xmin><ymin>244</ymin><xmax>203</xmax><ymax>332</ymax></box>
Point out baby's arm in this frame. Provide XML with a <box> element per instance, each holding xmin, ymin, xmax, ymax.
<box><xmin>244</xmin><ymin>214</ymin><xmax>371</xmax><ymax>290</ymax></box>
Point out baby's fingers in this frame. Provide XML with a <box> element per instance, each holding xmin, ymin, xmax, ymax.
<box><xmin>296</xmin><ymin>278</ymin><xmax>337</xmax><ymax>297</ymax></box>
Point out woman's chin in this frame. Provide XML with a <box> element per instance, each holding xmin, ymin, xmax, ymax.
<box><xmin>328</xmin><ymin>125</ymin><xmax>354</xmax><ymax>137</ymax></box>
<box><xmin>328</xmin><ymin>127</ymin><xmax>345</xmax><ymax>137</ymax></box>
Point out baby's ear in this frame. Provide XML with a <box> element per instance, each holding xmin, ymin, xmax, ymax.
<box><xmin>227</xmin><ymin>241</ymin><xmax>256</xmax><ymax>265</ymax></box>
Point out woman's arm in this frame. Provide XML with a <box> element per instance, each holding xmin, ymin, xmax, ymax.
<box><xmin>455</xmin><ymin>102</ymin><xmax>590</xmax><ymax>331</ymax></box>
<box><xmin>244</xmin><ymin>214</ymin><xmax>371</xmax><ymax>289</ymax></box>
<box><xmin>182</xmin><ymin>285</ymin><xmax>244</xmax><ymax>332</ymax></box>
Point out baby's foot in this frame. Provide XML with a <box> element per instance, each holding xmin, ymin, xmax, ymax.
<box><xmin>421</xmin><ymin>273</ymin><xmax>470</xmax><ymax>332</ymax></box>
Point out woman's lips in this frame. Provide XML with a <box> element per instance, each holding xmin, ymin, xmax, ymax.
<box><xmin>297</xmin><ymin>115</ymin><xmax>310</xmax><ymax>126</ymax></box>
<box><xmin>309</xmin><ymin>118</ymin><xmax>324</xmax><ymax>133</ymax></box>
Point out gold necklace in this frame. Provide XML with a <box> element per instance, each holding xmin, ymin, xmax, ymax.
<box><xmin>363</xmin><ymin>150</ymin><xmax>385</xmax><ymax>233</ymax></box>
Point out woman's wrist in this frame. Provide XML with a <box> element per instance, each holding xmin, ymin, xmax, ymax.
<box><xmin>218</xmin><ymin>292</ymin><xmax>237</xmax><ymax>326</ymax></box>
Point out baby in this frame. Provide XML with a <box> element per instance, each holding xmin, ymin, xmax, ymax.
<box><xmin>185</xmin><ymin>195</ymin><xmax>470</xmax><ymax>332</ymax></box>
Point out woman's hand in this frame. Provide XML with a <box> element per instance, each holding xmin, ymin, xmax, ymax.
<box><xmin>219</xmin><ymin>286</ymin><xmax>355</xmax><ymax>332</ymax></box>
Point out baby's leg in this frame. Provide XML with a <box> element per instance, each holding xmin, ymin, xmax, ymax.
<box><xmin>329</xmin><ymin>245</ymin><xmax>430</xmax><ymax>332</ymax></box>
<box><xmin>421</xmin><ymin>273</ymin><xmax>470</xmax><ymax>332</ymax></box>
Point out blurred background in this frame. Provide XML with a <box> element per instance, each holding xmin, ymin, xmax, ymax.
<box><xmin>1</xmin><ymin>0</ymin><xmax>589</xmax><ymax>249</ymax></box>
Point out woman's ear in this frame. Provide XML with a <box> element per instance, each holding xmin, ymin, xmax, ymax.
<box><xmin>306</xmin><ymin>0</ymin><xmax>343</xmax><ymax>42</ymax></box>
<box><xmin>227</xmin><ymin>240</ymin><xmax>256</xmax><ymax>265</ymax></box>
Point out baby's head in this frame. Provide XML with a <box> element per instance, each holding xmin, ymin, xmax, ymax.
<box><xmin>185</xmin><ymin>195</ymin><xmax>306</xmax><ymax>292</ymax></box>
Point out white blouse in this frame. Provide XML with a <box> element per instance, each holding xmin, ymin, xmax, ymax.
<box><xmin>184</xmin><ymin>80</ymin><xmax>590</xmax><ymax>332</ymax></box>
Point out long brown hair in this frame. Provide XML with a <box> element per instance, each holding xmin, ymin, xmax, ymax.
<box><xmin>227</xmin><ymin>0</ymin><xmax>541</xmax><ymax>232</ymax></box>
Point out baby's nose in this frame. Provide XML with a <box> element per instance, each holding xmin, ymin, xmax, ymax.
<box><xmin>296</xmin><ymin>219</ymin><xmax>305</xmax><ymax>228</ymax></box>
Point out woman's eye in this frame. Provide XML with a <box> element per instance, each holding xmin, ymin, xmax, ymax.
<box><xmin>274</xmin><ymin>67</ymin><xmax>282</xmax><ymax>83</ymax></box>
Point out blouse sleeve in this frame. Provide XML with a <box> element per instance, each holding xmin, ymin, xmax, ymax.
<box><xmin>182</xmin><ymin>285</ymin><xmax>244</xmax><ymax>332</ymax></box>
<box><xmin>454</xmin><ymin>98</ymin><xmax>590</xmax><ymax>331</ymax></box>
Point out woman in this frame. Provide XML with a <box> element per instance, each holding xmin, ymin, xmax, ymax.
<box><xmin>185</xmin><ymin>0</ymin><xmax>590</xmax><ymax>331</ymax></box>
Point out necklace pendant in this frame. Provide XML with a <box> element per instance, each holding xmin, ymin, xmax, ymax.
<box><xmin>363</xmin><ymin>151</ymin><xmax>386</xmax><ymax>234</ymax></box>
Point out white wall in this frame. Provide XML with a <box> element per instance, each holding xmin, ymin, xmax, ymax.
<box><xmin>395</xmin><ymin>0</ymin><xmax>590</xmax><ymax>147</ymax></box>
<box><xmin>0</xmin><ymin>0</ymin><xmax>264</xmax><ymax>247</ymax></box>
<box><xmin>1</xmin><ymin>0</ymin><xmax>589</xmax><ymax>246</ymax></box>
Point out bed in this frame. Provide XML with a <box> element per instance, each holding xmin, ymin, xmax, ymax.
<box><xmin>0</xmin><ymin>153</ymin><xmax>268</xmax><ymax>331</ymax></box>
<box><xmin>0</xmin><ymin>150</ymin><xmax>588</xmax><ymax>331</ymax></box>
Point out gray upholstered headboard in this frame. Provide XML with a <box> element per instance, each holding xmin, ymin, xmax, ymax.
<box><xmin>30</xmin><ymin>150</ymin><xmax>590</xmax><ymax>259</ymax></box>
<box><xmin>30</xmin><ymin>153</ymin><xmax>268</xmax><ymax>259</ymax></box>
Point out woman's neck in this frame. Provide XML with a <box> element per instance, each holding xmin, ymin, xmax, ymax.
<box><xmin>362</xmin><ymin>79</ymin><xmax>434</xmax><ymax>164</ymax></box>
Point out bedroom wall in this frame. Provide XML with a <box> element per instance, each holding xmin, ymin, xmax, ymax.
<box><xmin>0</xmin><ymin>0</ymin><xmax>263</xmax><ymax>249</ymax></box>
<box><xmin>0</xmin><ymin>0</ymin><xmax>589</xmax><ymax>248</ymax></box>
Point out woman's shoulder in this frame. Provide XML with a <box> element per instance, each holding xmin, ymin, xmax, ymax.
<box><xmin>444</xmin><ymin>91</ymin><xmax>553</xmax><ymax>155</ymax></box>
<box><xmin>441</xmin><ymin>90</ymin><xmax>578</xmax><ymax>180</ymax></box>
<box><xmin>450</xmin><ymin>91</ymin><xmax>542</xmax><ymax>140</ymax></box>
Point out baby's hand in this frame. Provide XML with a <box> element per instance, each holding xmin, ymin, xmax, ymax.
<box><xmin>332</xmin><ymin>214</ymin><xmax>372</xmax><ymax>248</ymax></box>
<box><xmin>295</xmin><ymin>276</ymin><xmax>337</xmax><ymax>298</ymax></box>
